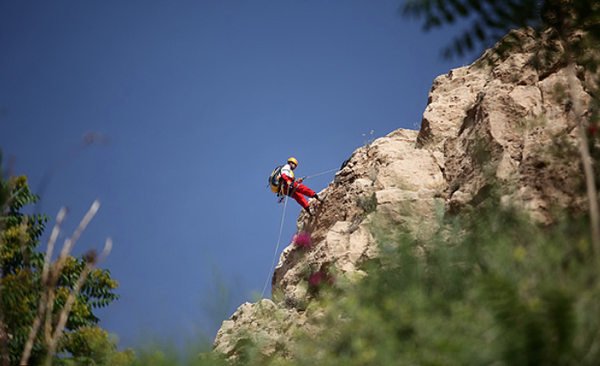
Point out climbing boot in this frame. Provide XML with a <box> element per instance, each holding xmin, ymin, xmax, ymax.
<box><xmin>305</xmin><ymin>206</ymin><xmax>315</xmax><ymax>217</ymax></box>
<box><xmin>314</xmin><ymin>192</ymin><xmax>328</xmax><ymax>203</ymax></box>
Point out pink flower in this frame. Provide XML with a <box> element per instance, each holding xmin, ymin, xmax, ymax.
<box><xmin>308</xmin><ymin>271</ymin><xmax>335</xmax><ymax>289</ymax></box>
<box><xmin>308</xmin><ymin>271</ymin><xmax>325</xmax><ymax>287</ymax></box>
<box><xmin>293</xmin><ymin>232</ymin><xmax>312</xmax><ymax>249</ymax></box>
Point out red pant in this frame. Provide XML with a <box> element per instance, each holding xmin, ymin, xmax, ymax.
<box><xmin>283</xmin><ymin>183</ymin><xmax>315</xmax><ymax>209</ymax></box>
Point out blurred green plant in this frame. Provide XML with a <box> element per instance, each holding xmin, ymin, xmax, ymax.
<box><xmin>55</xmin><ymin>326</ymin><xmax>135</xmax><ymax>366</ymax></box>
<box><xmin>0</xmin><ymin>156</ymin><xmax>124</xmax><ymax>365</ymax></box>
<box><xmin>285</xmin><ymin>192</ymin><xmax>600</xmax><ymax>366</ymax></box>
<box><xmin>401</xmin><ymin>0</ymin><xmax>600</xmax><ymax>61</ymax></box>
<box><xmin>355</xmin><ymin>193</ymin><xmax>378</xmax><ymax>215</ymax></box>
<box><xmin>127</xmin><ymin>338</ymin><xmax>227</xmax><ymax>366</ymax></box>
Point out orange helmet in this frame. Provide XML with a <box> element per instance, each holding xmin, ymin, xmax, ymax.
<box><xmin>287</xmin><ymin>157</ymin><xmax>298</xmax><ymax>166</ymax></box>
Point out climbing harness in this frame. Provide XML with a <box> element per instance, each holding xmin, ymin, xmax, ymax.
<box><xmin>283</xmin><ymin>177</ymin><xmax>304</xmax><ymax>201</ymax></box>
<box><xmin>261</xmin><ymin>195</ymin><xmax>289</xmax><ymax>299</ymax></box>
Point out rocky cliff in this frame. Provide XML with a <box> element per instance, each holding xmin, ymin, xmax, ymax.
<box><xmin>213</xmin><ymin>28</ymin><xmax>595</xmax><ymax>361</ymax></box>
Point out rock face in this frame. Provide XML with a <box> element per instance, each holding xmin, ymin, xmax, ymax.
<box><xmin>212</xmin><ymin>299</ymin><xmax>310</xmax><ymax>360</ymax></box>
<box><xmin>213</xmin><ymin>28</ymin><xmax>594</xmax><ymax>360</ymax></box>
<box><xmin>270</xmin><ymin>128</ymin><xmax>446</xmax><ymax>308</ymax></box>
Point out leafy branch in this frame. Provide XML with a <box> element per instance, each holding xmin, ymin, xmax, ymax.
<box><xmin>0</xmin><ymin>166</ymin><xmax>120</xmax><ymax>365</ymax></box>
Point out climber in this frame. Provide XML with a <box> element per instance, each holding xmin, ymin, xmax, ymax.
<box><xmin>280</xmin><ymin>157</ymin><xmax>326</xmax><ymax>216</ymax></box>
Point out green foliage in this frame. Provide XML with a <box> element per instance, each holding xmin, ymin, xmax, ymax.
<box><xmin>1</xmin><ymin>175</ymin><xmax>48</xmax><ymax>274</ymax></box>
<box><xmin>125</xmin><ymin>341</ymin><xmax>228</xmax><ymax>366</ymax></box>
<box><xmin>0</xmin><ymin>170</ymin><xmax>122</xmax><ymax>365</ymax></box>
<box><xmin>55</xmin><ymin>326</ymin><xmax>135</xmax><ymax>366</ymax></box>
<box><xmin>402</xmin><ymin>0</ymin><xmax>539</xmax><ymax>58</ymax></box>
<box><xmin>355</xmin><ymin>193</ymin><xmax>377</xmax><ymax>215</ymax></box>
<box><xmin>284</xmin><ymin>196</ymin><xmax>600</xmax><ymax>365</ymax></box>
<box><xmin>401</xmin><ymin>0</ymin><xmax>600</xmax><ymax>60</ymax></box>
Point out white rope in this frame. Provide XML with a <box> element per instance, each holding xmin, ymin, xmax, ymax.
<box><xmin>261</xmin><ymin>195</ymin><xmax>289</xmax><ymax>299</ymax></box>
<box><xmin>305</xmin><ymin>168</ymin><xmax>339</xmax><ymax>180</ymax></box>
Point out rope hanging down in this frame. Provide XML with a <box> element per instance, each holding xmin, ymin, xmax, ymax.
<box><xmin>261</xmin><ymin>195</ymin><xmax>289</xmax><ymax>299</ymax></box>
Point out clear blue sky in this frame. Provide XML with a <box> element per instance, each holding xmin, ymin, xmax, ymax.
<box><xmin>0</xmin><ymin>0</ymin><xmax>472</xmax><ymax>350</ymax></box>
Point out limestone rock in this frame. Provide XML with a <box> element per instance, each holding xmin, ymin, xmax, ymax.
<box><xmin>213</xmin><ymin>300</ymin><xmax>301</xmax><ymax>359</ymax></box>
<box><xmin>271</xmin><ymin>128</ymin><xmax>446</xmax><ymax>309</ymax></box>
<box><xmin>213</xmin><ymin>27</ymin><xmax>597</xmax><ymax>360</ymax></box>
<box><xmin>423</xmin><ymin>29</ymin><xmax>591</xmax><ymax>220</ymax></box>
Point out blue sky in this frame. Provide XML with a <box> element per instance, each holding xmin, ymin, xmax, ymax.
<box><xmin>0</xmin><ymin>0</ymin><xmax>473</xmax><ymax>350</ymax></box>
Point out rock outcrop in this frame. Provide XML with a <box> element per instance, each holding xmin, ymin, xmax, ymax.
<box><xmin>213</xmin><ymin>28</ymin><xmax>595</xmax><ymax>361</ymax></box>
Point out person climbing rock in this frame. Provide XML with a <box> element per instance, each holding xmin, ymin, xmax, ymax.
<box><xmin>280</xmin><ymin>157</ymin><xmax>326</xmax><ymax>216</ymax></box>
